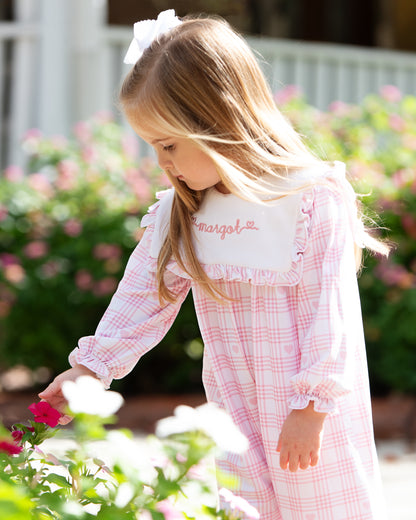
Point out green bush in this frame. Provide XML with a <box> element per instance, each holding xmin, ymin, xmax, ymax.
<box><xmin>0</xmin><ymin>114</ymin><xmax>201</xmax><ymax>394</ymax></box>
<box><xmin>278</xmin><ymin>85</ymin><xmax>416</xmax><ymax>394</ymax></box>
<box><xmin>1</xmin><ymin>87</ymin><xmax>416</xmax><ymax>395</ymax></box>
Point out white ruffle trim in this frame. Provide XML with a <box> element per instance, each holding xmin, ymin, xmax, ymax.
<box><xmin>140</xmin><ymin>189</ymin><xmax>313</xmax><ymax>286</ymax></box>
<box><xmin>288</xmin><ymin>392</ymin><xmax>338</xmax><ymax>414</ymax></box>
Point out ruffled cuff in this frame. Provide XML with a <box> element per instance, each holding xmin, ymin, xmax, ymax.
<box><xmin>68</xmin><ymin>348</ymin><xmax>113</xmax><ymax>389</ymax></box>
<box><xmin>288</xmin><ymin>392</ymin><xmax>337</xmax><ymax>414</ymax></box>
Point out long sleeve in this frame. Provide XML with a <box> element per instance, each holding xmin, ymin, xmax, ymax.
<box><xmin>69</xmin><ymin>218</ymin><xmax>191</xmax><ymax>388</ymax></box>
<box><xmin>289</xmin><ymin>184</ymin><xmax>365</xmax><ymax>413</ymax></box>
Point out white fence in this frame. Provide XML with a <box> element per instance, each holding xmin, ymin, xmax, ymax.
<box><xmin>1</xmin><ymin>0</ymin><xmax>416</xmax><ymax>169</ymax></box>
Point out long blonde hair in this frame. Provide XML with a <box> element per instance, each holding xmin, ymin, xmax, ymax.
<box><xmin>120</xmin><ymin>16</ymin><xmax>388</xmax><ymax>303</ymax></box>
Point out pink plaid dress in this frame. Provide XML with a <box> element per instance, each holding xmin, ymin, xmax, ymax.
<box><xmin>70</xmin><ymin>162</ymin><xmax>387</xmax><ymax>519</ymax></box>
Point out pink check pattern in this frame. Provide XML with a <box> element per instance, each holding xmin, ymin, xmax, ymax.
<box><xmin>69</xmin><ymin>183</ymin><xmax>387</xmax><ymax>519</ymax></box>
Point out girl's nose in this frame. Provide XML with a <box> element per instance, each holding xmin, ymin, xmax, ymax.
<box><xmin>157</xmin><ymin>150</ymin><xmax>171</xmax><ymax>170</ymax></box>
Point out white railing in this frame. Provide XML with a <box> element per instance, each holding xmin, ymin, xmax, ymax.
<box><xmin>1</xmin><ymin>0</ymin><xmax>416</xmax><ymax>169</ymax></box>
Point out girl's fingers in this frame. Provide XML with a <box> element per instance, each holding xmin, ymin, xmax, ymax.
<box><xmin>299</xmin><ymin>453</ymin><xmax>311</xmax><ymax>470</ymax></box>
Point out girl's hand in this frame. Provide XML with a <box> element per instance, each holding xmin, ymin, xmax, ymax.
<box><xmin>277</xmin><ymin>401</ymin><xmax>327</xmax><ymax>472</ymax></box>
<box><xmin>38</xmin><ymin>365</ymin><xmax>98</xmax><ymax>425</ymax></box>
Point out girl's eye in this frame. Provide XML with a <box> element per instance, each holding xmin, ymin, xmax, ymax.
<box><xmin>162</xmin><ymin>144</ymin><xmax>175</xmax><ymax>152</ymax></box>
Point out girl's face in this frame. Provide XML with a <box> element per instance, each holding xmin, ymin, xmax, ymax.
<box><xmin>134</xmin><ymin>122</ymin><xmax>228</xmax><ymax>193</ymax></box>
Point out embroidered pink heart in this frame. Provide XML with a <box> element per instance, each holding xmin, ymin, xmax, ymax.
<box><xmin>284</xmin><ymin>344</ymin><xmax>293</xmax><ymax>354</ymax></box>
<box><xmin>249</xmin><ymin>397</ymin><xmax>257</xmax><ymax>405</ymax></box>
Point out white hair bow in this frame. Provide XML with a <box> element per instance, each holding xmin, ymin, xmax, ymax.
<box><xmin>123</xmin><ymin>9</ymin><xmax>182</xmax><ymax>65</ymax></box>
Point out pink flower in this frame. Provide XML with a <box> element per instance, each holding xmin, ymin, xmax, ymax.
<box><xmin>93</xmin><ymin>243</ymin><xmax>122</xmax><ymax>261</ymax></box>
<box><xmin>328</xmin><ymin>100</ymin><xmax>350</xmax><ymax>116</ymax></box>
<box><xmin>4</xmin><ymin>165</ymin><xmax>24</xmax><ymax>183</ymax></box>
<box><xmin>0</xmin><ymin>439</ymin><xmax>23</xmax><ymax>455</ymax></box>
<box><xmin>56</xmin><ymin>159</ymin><xmax>79</xmax><ymax>190</ymax></box>
<box><xmin>156</xmin><ymin>499</ymin><xmax>183</xmax><ymax>520</ymax></box>
<box><xmin>73</xmin><ymin>121</ymin><xmax>92</xmax><ymax>143</ymax></box>
<box><xmin>93</xmin><ymin>277</ymin><xmax>118</xmax><ymax>297</ymax></box>
<box><xmin>28</xmin><ymin>173</ymin><xmax>54</xmax><ymax>197</ymax></box>
<box><xmin>40</xmin><ymin>260</ymin><xmax>61</xmax><ymax>279</ymax></box>
<box><xmin>274</xmin><ymin>85</ymin><xmax>302</xmax><ymax>105</ymax></box>
<box><xmin>219</xmin><ymin>488</ymin><xmax>260</xmax><ymax>520</ymax></box>
<box><xmin>11</xmin><ymin>430</ymin><xmax>23</xmax><ymax>443</ymax></box>
<box><xmin>0</xmin><ymin>206</ymin><xmax>8</xmax><ymax>222</ymax></box>
<box><xmin>3</xmin><ymin>265</ymin><xmax>25</xmax><ymax>284</ymax></box>
<box><xmin>75</xmin><ymin>269</ymin><xmax>93</xmax><ymax>291</ymax></box>
<box><xmin>389</xmin><ymin>114</ymin><xmax>405</xmax><ymax>132</ymax></box>
<box><xmin>63</xmin><ymin>219</ymin><xmax>83</xmax><ymax>237</ymax></box>
<box><xmin>379</xmin><ymin>85</ymin><xmax>402</xmax><ymax>103</ymax></box>
<box><xmin>0</xmin><ymin>253</ymin><xmax>20</xmax><ymax>267</ymax></box>
<box><xmin>28</xmin><ymin>401</ymin><xmax>61</xmax><ymax>428</ymax></box>
<box><xmin>24</xmin><ymin>240</ymin><xmax>49</xmax><ymax>259</ymax></box>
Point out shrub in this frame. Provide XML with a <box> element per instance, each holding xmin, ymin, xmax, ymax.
<box><xmin>0</xmin><ymin>114</ymin><xmax>201</xmax><ymax>394</ymax></box>
<box><xmin>1</xmin><ymin>87</ymin><xmax>416</xmax><ymax>395</ymax></box>
<box><xmin>0</xmin><ymin>377</ymin><xmax>257</xmax><ymax>519</ymax></box>
<box><xmin>278</xmin><ymin>85</ymin><xmax>416</xmax><ymax>393</ymax></box>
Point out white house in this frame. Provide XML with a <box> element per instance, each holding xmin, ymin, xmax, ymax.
<box><xmin>1</xmin><ymin>0</ymin><xmax>416</xmax><ymax>168</ymax></box>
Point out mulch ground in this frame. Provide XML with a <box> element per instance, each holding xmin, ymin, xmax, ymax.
<box><xmin>1</xmin><ymin>391</ymin><xmax>415</xmax><ymax>439</ymax></box>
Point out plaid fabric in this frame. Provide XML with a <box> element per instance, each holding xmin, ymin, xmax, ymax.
<box><xmin>70</xmin><ymin>181</ymin><xmax>386</xmax><ymax>519</ymax></box>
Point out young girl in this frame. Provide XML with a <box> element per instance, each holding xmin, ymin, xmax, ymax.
<box><xmin>40</xmin><ymin>10</ymin><xmax>389</xmax><ymax>520</ymax></box>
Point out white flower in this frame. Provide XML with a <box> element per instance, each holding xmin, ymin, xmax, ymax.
<box><xmin>219</xmin><ymin>488</ymin><xmax>260</xmax><ymax>520</ymax></box>
<box><xmin>155</xmin><ymin>403</ymin><xmax>249</xmax><ymax>454</ymax></box>
<box><xmin>62</xmin><ymin>375</ymin><xmax>124</xmax><ymax>417</ymax></box>
<box><xmin>124</xmin><ymin>9</ymin><xmax>182</xmax><ymax>64</ymax></box>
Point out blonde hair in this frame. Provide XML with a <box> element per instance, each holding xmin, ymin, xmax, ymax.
<box><xmin>120</xmin><ymin>16</ymin><xmax>388</xmax><ymax>303</ymax></box>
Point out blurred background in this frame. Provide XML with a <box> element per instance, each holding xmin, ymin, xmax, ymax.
<box><xmin>0</xmin><ymin>0</ymin><xmax>416</xmax><ymax>439</ymax></box>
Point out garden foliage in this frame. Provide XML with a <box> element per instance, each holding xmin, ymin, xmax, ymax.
<box><xmin>1</xmin><ymin>87</ymin><xmax>416</xmax><ymax>394</ymax></box>
<box><xmin>0</xmin><ymin>377</ymin><xmax>257</xmax><ymax>519</ymax></box>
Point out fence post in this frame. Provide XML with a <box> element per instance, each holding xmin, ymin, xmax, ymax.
<box><xmin>37</xmin><ymin>0</ymin><xmax>71</xmax><ymax>138</ymax></box>
<box><xmin>8</xmin><ymin>0</ymin><xmax>38</xmax><ymax>166</ymax></box>
<box><xmin>70</xmin><ymin>0</ymin><xmax>108</xmax><ymax>123</ymax></box>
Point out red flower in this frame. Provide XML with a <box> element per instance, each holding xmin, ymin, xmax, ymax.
<box><xmin>28</xmin><ymin>401</ymin><xmax>61</xmax><ymax>428</ymax></box>
<box><xmin>0</xmin><ymin>440</ymin><xmax>23</xmax><ymax>455</ymax></box>
<box><xmin>11</xmin><ymin>430</ymin><xmax>23</xmax><ymax>443</ymax></box>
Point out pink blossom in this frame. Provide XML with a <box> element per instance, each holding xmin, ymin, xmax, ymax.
<box><xmin>389</xmin><ymin>114</ymin><xmax>405</xmax><ymax>132</ymax></box>
<box><xmin>75</xmin><ymin>270</ymin><xmax>93</xmax><ymax>291</ymax></box>
<box><xmin>156</xmin><ymin>499</ymin><xmax>183</xmax><ymax>520</ymax></box>
<box><xmin>56</xmin><ymin>159</ymin><xmax>79</xmax><ymax>190</ymax></box>
<box><xmin>274</xmin><ymin>85</ymin><xmax>302</xmax><ymax>105</ymax></box>
<box><xmin>28</xmin><ymin>401</ymin><xmax>61</xmax><ymax>428</ymax></box>
<box><xmin>328</xmin><ymin>100</ymin><xmax>350</xmax><ymax>116</ymax></box>
<box><xmin>0</xmin><ymin>439</ymin><xmax>23</xmax><ymax>455</ymax></box>
<box><xmin>4</xmin><ymin>165</ymin><xmax>24</xmax><ymax>182</ymax></box>
<box><xmin>3</xmin><ymin>265</ymin><xmax>25</xmax><ymax>284</ymax></box>
<box><xmin>40</xmin><ymin>260</ymin><xmax>61</xmax><ymax>279</ymax></box>
<box><xmin>82</xmin><ymin>145</ymin><xmax>98</xmax><ymax>163</ymax></box>
<box><xmin>50</xmin><ymin>135</ymin><xmax>68</xmax><ymax>150</ymax></box>
<box><xmin>0</xmin><ymin>206</ymin><xmax>8</xmax><ymax>222</ymax></box>
<box><xmin>93</xmin><ymin>243</ymin><xmax>122</xmax><ymax>261</ymax></box>
<box><xmin>63</xmin><ymin>219</ymin><xmax>83</xmax><ymax>237</ymax></box>
<box><xmin>0</xmin><ymin>253</ymin><xmax>20</xmax><ymax>267</ymax></box>
<box><xmin>28</xmin><ymin>173</ymin><xmax>54</xmax><ymax>197</ymax></box>
<box><xmin>93</xmin><ymin>277</ymin><xmax>118</xmax><ymax>297</ymax></box>
<box><xmin>379</xmin><ymin>85</ymin><xmax>402</xmax><ymax>103</ymax></box>
<box><xmin>73</xmin><ymin>121</ymin><xmax>92</xmax><ymax>143</ymax></box>
<box><xmin>375</xmin><ymin>261</ymin><xmax>415</xmax><ymax>289</ymax></box>
<box><xmin>219</xmin><ymin>488</ymin><xmax>260</xmax><ymax>519</ymax></box>
<box><xmin>11</xmin><ymin>430</ymin><xmax>24</xmax><ymax>443</ymax></box>
<box><xmin>24</xmin><ymin>240</ymin><xmax>49</xmax><ymax>259</ymax></box>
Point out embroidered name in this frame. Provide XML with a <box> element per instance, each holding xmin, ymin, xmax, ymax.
<box><xmin>191</xmin><ymin>217</ymin><xmax>259</xmax><ymax>240</ymax></box>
